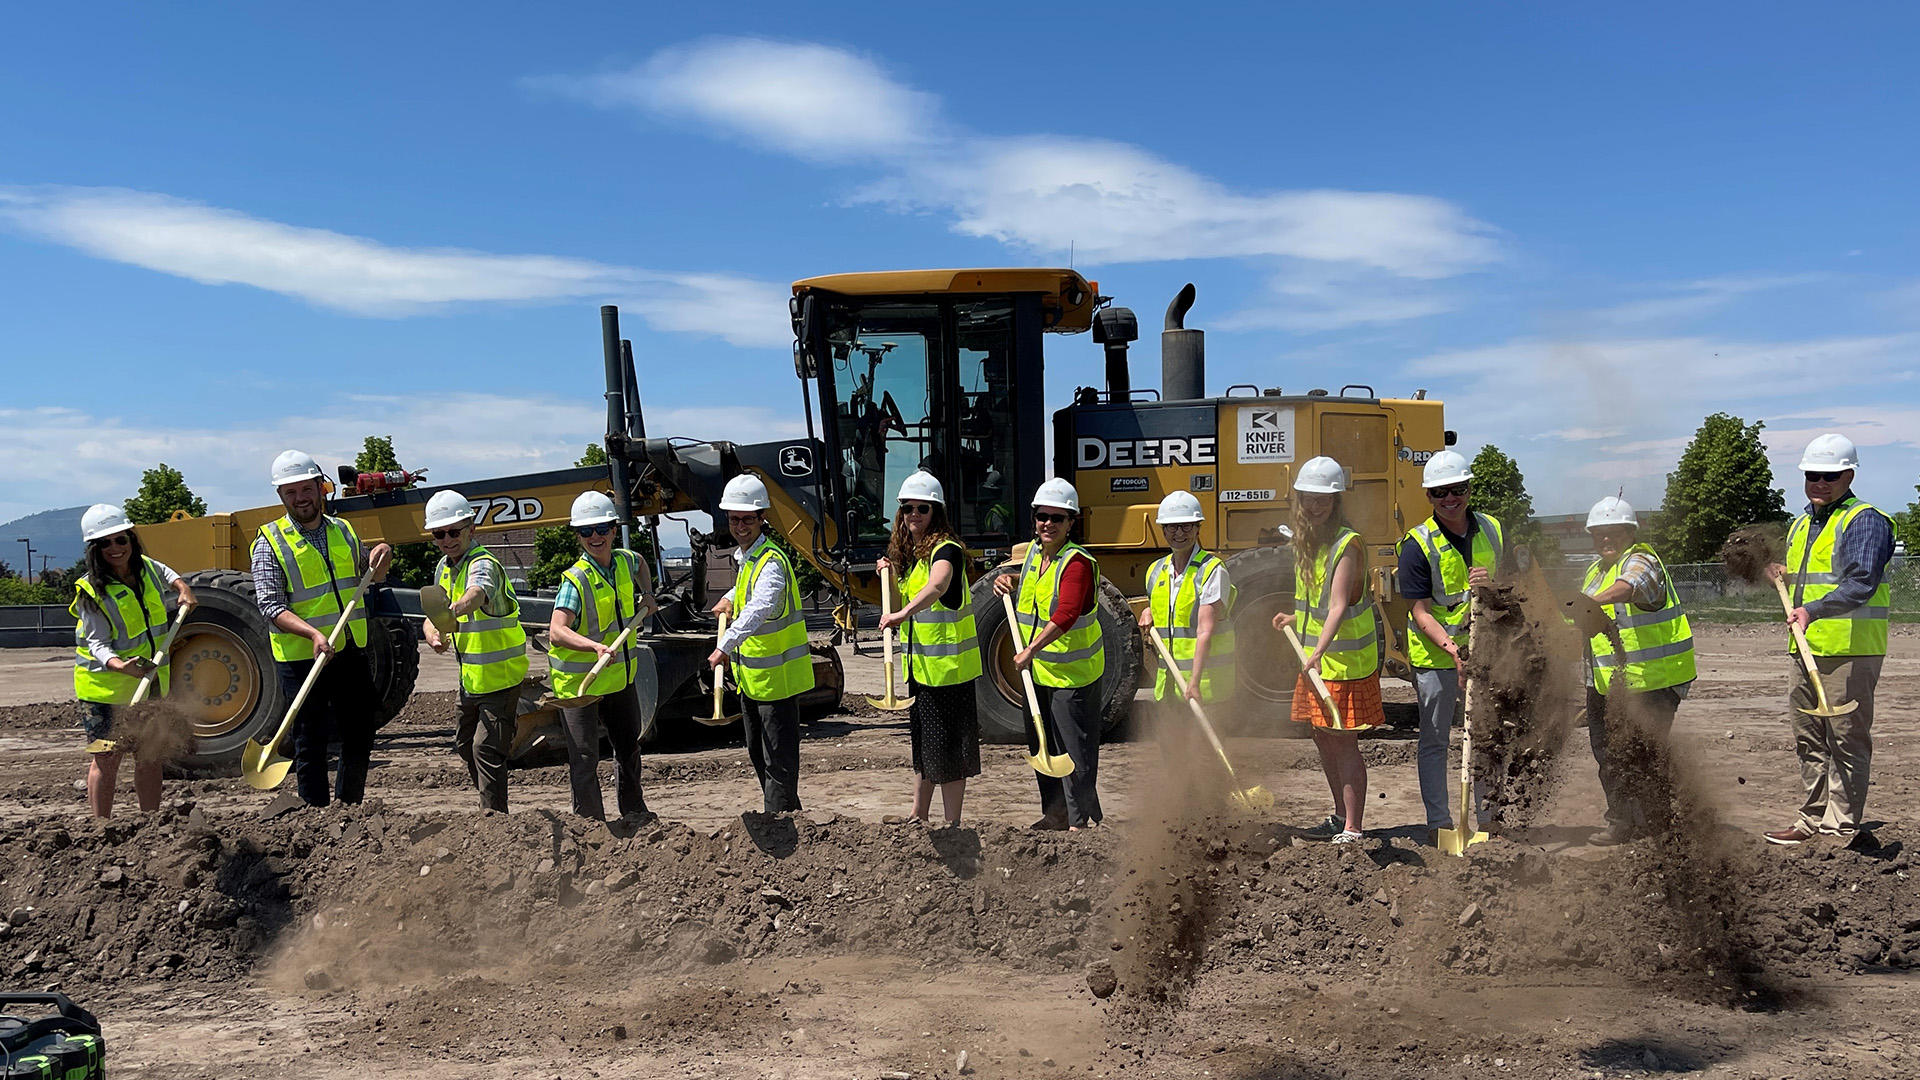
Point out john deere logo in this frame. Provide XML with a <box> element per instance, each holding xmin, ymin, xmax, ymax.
<box><xmin>779</xmin><ymin>446</ymin><xmax>813</xmax><ymax>476</ymax></box>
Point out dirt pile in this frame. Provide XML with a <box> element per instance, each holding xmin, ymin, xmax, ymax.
<box><xmin>1464</xmin><ymin>577</ymin><xmax>1585</xmax><ymax>828</ymax></box>
<box><xmin>110</xmin><ymin>701</ymin><xmax>196</xmax><ymax>763</ymax></box>
<box><xmin>1722</xmin><ymin>523</ymin><xmax>1786</xmax><ymax>584</ymax></box>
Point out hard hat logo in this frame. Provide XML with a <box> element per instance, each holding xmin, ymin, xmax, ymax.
<box><xmin>1031</xmin><ymin>478</ymin><xmax>1081</xmax><ymax>513</ymax></box>
<box><xmin>271</xmin><ymin>449</ymin><xmax>325</xmax><ymax>489</ymax></box>
<box><xmin>1421</xmin><ymin>450</ymin><xmax>1473</xmax><ymax>489</ymax></box>
<box><xmin>719</xmin><ymin>474</ymin><xmax>772</xmax><ymax>512</ymax></box>
<box><xmin>1155</xmin><ymin>491</ymin><xmax>1205</xmax><ymax>524</ymax></box>
<box><xmin>897</xmin><ymin>471</ymin><xmax>946</xmax><ymax>506</ymax></box>
<box><xmin>81</xmin><ymin>503</ymin><xmax>135</xmax><ymax>542</ymax></box>
<box><xmin>424</xmin><ymin>489</ymin><xmax>478</xmax><ymax>531</ymax></box>
<box><xmin>1294</xmin><ymin>456</ymin><xmax>1348</xmax><ymax>494</ymax></box>
<box><xmin>1797</xmin><ymin>433</ymin><xmax>1860</xmax><ymax>473</ymax></box>
<box><xmin>569</xmin><ymin>491</ymin><xmax>620</xmax><ymax>527</ymax></box>
<box><xmin>1586</xmin><ymin>496</ymin><xmax>1637</xmax><ymax>530</ymax></box>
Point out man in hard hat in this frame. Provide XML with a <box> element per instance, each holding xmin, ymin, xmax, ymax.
<box><xmin>422</xmin><ymin>489</ymin><xmax>528</xmax><ymax>813</ymax></box>
<box><xmin>549</xmin><ymin>491</ymin><xmax>659</xmax><ymax>822</ymax></box>
<box><xmin>994</xmin><ymin>478</ymin><xmax>1105</xmax><ymax>830</ymax></box>
<box><xmin>1763</xmin><ymin>433</ymin><xmax>1894</xmax><ymax>845</ymax></box>
<box><xmin>252</xmin><ymin>450</ymin><xmax>392</xmax><ymax>807</ymax></box>
<box><xmin>1397</xmin><ymin>449</ymin><xmax>1502</xmax><ymax>843</ymax></box>
<box><xmin>1572</xmin><ymin>496</ymin><xmax>1695</xmax><ymax>846</ymax></box>
<box><xmin>706</xmin><ymin>474</ymin><xmax>815</xmax><ymax>814</ymax></box>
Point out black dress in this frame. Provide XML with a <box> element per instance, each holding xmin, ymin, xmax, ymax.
<box><xmin>904</xmin><ymin>545</ymin><xmax>981</xmax><ymax>784</ymax></box>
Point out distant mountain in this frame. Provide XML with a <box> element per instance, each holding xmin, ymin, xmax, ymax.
<box><xmin>662</xmin><ymin>545</ymin><xmax>692</xmax><ymax>558</ymax></box>
<box><xmin>0</xmin><ymin>506</ymin><xmax>87</xmax><ymax>575</ymax></box>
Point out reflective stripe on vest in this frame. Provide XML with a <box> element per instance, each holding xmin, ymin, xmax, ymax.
<box><xmin>1403</xmin><ymin>512</ymin><xmax>1503</xmax><ymax>670</ymax></box>
<box><xmin>71</xmin><ymin>557</ymin><xmax>172</xmax><ymax>704</ymax></box>
<box><xmin>1581</xmin><ymin>544</ymin><xmax>1696</xmax><ymax>694</ymax></box>
<box><xmin>262</xmin><ymin>515</ymin><xmax>369</xmax><ymax>662</ymax></box>
<box><xmin>1015</xmin><ymin>542</ymin><xmax>1105</xmax><ymax>689</ymax></box>
<box><xmin>1786</xmin><ymin>496</ymin><xmax>1892</xmax><ymax>657</ymax></box>
<box><xmin>1295</xmin><ymin>529</ymin><xmax>1379</xmax><ymax>682</ymax></box>
<box><xmin>731</xmin><ymin>537</ymin><xmax>816</xmax><ymax>701</ymax></box>
<box><xmin>547</xmin><ymin>551</ymin><xmax>642</xmax><ymax>698</ymax></box>
<box><xmin>901</xmin><ymin>539</ymin><xmax>981</xmax><ymax>687</ymax></box>
<box><xmin>1148</xmin><ymin>548</ymin><xmax>1236</xmax><ymax>702</ymax></box>
<box><xmin>437</xmin><ymin>545</ymin><xmax>529</xmax><ymax>695</ymax></box>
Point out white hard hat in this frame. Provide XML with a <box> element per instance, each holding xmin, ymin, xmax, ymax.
<box><xmin>1586</xmin><ymin>496</ymin><xmax>1637</xmax><ymax>530</ymax></box>
<box><xmin>897</xmin><ymin>471</ymin><xmax>945</xmax><ymax>505</ymax></box>
<box><xmin>1422</xmin><ymin>449</ymin><xmax>1473</xmax><ymax>489</ymax></box>
<box><xmin>271</xmin><ymin>449</ymin><xmax>324</xmax><ymax>488</ymax></box>
<box><xmin>1155</xmin><ymin>491</ymin><xmax>1204</xmax><ymax>524</ymax></box>
<box><xmin>1032</xmin><ymin>477</ymin><xmax>1080</xmax><ymax>513</ymax></box>
<box><xmin>424</xmin><ymin>490</ymin><xmax>476</xmax><ymax>530</ymax></box>
<box><xmin>718</xmin><ymin>474</ymin><xmax>771</xmax><ymax>512</ymax></box>
<box><xmin>1798</xmin><ymin>433</ymin><xmax>1860</xmax><ymax>473</ymax></box>
<box><xmin>1294</xmin><ymin>456</ymin><xmax>1348</xmax><ymax>494</ymax></box>
<box><xmin>81</xmin><ymin>503</ymin><xmax>134</xmax><ymax>542</ymax></box>
<box><xmin>569</xmin><ymin>491</ymin><xmax>619</xmax><ymax>527</ymax></box>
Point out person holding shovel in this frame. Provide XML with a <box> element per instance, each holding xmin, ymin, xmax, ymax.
<box><xmin>1138</xmin><ymin>490</ymin><xmax>1235</xmax><ymax>708</ymax></box>
<box><xmin>422</xmin><ymin>489</ymin><xmax>528</xmax><ymax>814</ymax></box>
<box><xmin>706</xmin><ymin>474</ymin><xmax>815</xmax><ymax>814</ymax></box>
<box><xmin>549</xmin><ymin>491</ymin><xmax>659</xmax><ymax>822</ymax></box>
<box><xmin>252</xmin><ymin>450</ymin><xmax>391</xmax><ymax>807</ymax></box>
<box><xmin>71</xmin><ymin>503</ymin><xmax>195</xmax><ymax>818</ymax></box>
<box><xmin>1273</xmin><ymin>458</ymin><xmax>1381</xmax><ymax>843</ymax></box>
<box><xmin>1762</xmin><ymin>434</ymin><xmax>1893</xmax><ymax>845</ymax></box>
<box><xmin>993</xmin><ymin>478</ymin><xmax>1105</xmax><ymax>831</ymax></box>
<box><xmin>877</xmin><ymin>471</ymin><xmax>981</xmax><ymax>827</ymax></box>
<box><xmin>1397</xmin><ymin>449</ymin><xmax>1502</xmax><ymax>844</ymax></box>
<box><xmin>1572</xmin><ymin>496</ymin><xmax>1695</xmax><ymax>846</ymax></box>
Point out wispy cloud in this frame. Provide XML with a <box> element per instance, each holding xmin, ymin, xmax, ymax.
<box><xmin>1216</xmin><ymin>266</ymin><xmax>1459</xmax><ymax>332</ymax></box>
<box><xmin>0</xmin><ymin>393</ymin><xmax>807</xmax><ymax>525</ymax></box>
<box><xmin>0</xmin><ymin>186</ymin><xmax>790</xmax><ymax>345</ymax></box>
<box><xmin>537</xmin><ymin>38</ymin><xmax>1499</xmax><ymax>308</ymax></box>
<box><xmin>1586</xmin><ymin>274</ymin><xmax>1830</xmax><ymax>326</ymax></box>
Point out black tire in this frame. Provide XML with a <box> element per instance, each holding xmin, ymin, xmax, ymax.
<box><xmin>170</xmin><ymin>570</ymin><xmax>419</xmax><ymax>772</ymax></box>
<box><xmin>971</xmin><ymin>567</ymin><xmax>1143</xmax><ymax>744</ymax></box>
<box><xmin>1221</xmin><ymin>546</ymin><xmax>1309</xmax><ymax>737</ymax></box>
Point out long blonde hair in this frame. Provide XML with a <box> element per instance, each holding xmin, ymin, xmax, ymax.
<box><xmin>1291</xmin><ymin>493</ymin><xmax>1350</xmax><ymax>601</ymax></box>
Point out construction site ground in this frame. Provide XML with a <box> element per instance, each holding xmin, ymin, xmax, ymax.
<box><xmin>1</xmin><ymin>625</ymin><xmax>1916</xmax><ymax>1079</ymax></box>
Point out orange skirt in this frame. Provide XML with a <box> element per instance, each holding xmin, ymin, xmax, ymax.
<box><xmin>1289</xmin><ymin>672</ymin><xmax>1384</xmax><ymax>732</ymax></box>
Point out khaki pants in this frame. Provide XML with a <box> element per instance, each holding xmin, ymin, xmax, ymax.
<box><xmin>1789</xmin><ymin>654</ymin><xmax>1881</xmax><ymax>835</ymax></box>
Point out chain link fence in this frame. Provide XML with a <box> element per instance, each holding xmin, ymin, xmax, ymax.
<box><xmin>1541</xmin><ymin>556</ymin><xmax>1919</xmax><ymax>623</ymax></box>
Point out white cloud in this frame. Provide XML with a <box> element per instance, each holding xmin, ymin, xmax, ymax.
<box><xmin>0</xmin><ymin>186</ymin><xmax>790</xmax><ymax>346</ymax></box>
<box><xmin>542</xmin><ymin>39</ymin><xmax>1498</xmax><ymax>286</ymax></box>
<box><xmin>0</xmin><ymin>393</ymin><xmax>807</xmax><ymax>525</ymax></box>
<box><xmin>1414</xmin><ymin>331</ymin><xmax>1920</xmax><ymax>514</ymax></box>
<box><xmin>1216</xmin><ymin>266</ymin><xmax>1458</xmax><ymax>332</ymax></box>
<box><xmin>1586</xmin><ymin>274</ymin><xmax>1829</xmax><ymax>326</ymax></box>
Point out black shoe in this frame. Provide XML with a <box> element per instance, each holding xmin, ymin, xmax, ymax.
<box><xmin>1030</xmin><ymin>816</ymin><xmax>1068</xmax><ymax>832</ymax></box>
<box><xmin>1301</xmin><ymin>815</ymin><xmax>1346</xmax><ymax>840</ymax></box>
<box><xmin>1587</xmin><ymin>826</ymin><xmax>1629</xmax><ymax>847</ymax></box>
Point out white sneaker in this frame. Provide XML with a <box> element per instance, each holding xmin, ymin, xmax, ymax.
<box><xmin>1330</xmin><ymin>829</ymin><xmax>1365</xmax><ymax>844</ymax></box>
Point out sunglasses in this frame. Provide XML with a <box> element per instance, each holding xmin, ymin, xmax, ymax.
<box><xmin>1161</xmin><ymin>521</ymin><xmax>1198</xmax><ymax>531</ymax></box>
<box><xmin>1804</xmin><ymin>471</ymin><xmax>1846</xmax><ymax>483</ymax></box>
<box><xmin>95</xmin><ymin>534</ymin><xmax>132</xmax><ymax>548</ymax></box>
<box><xmin>575</xmin><ymin>524</ymin><xmax>615</xmax><ymax>538</ymax></box>
<box><xmin>431</xmin><ymin>527</ymin><xmax>465</xmax><ymax>540</ymax></box>
<box><xmin>901</xmin><ymin>502</ymin><xmax>935</xmax><ymax>516</ymax></box>
<box><xmin>1033</xmin><ymin>511</ymin><xmax>1070</xmax><ymax>525</ymax></box>
<box><xmin>1426</xmin><ymin>483</ymin><xmax>1470</xmax><ymax>499</ymax></box>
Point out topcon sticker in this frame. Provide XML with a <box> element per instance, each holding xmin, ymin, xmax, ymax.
<box><xmin>1237</xmin><ymin>406</ymin><xmax>1296</xmax><ymax>463</ymax></box>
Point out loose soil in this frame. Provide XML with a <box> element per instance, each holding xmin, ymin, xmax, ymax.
<box><xmin>2</xmin><ymin>628</ymin><xmax>1918</xmax><ymax>1078</ymax></box>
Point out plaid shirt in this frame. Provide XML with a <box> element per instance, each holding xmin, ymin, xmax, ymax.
<box><xmin>1795</xmin><ymin>496</ymin><xmax>1895</xmax><ymax>620</ymax></box>
<box><xmin>250</xmin><ymin>517</ymin><xmax>366</xmax><ymax>622</ymax></box>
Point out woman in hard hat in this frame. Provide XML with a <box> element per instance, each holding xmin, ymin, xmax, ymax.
<box><xmin>1273</xmin><ymin>457</ymin><xmax>1381</xmax><ymax>843</ymax></box>
<box><xmin>1138</xmin><ymin>490</ymin><xmax>1235</xmax><ymax>706</ymax></box>
<box><xmin>706</xmin><ymin>473</ymin><xmax>816</xmax><ymax>814</ymax></box>
<box><xmin>70</xmin><ymin>503</ymin><xmax>195</xmax><ymax>818</ymax></box>
<box><xmin>549</xmin><ymin>491</ymin><xmax>659</xmax><ymax>822</ymax></box>
<box><xmin>424</xmin><ymin>489</ymin><xmax>529</xmax><ymax>813</ymax></box>
<box><xmin>993</xmin><ymin>477</ymin><xmax>1105</xmax><ymax>831</ymax></box>
<box><xmin>877</xmin><ymin>471</ymin><xmax>981</xmax><ymax>827</ymax></box>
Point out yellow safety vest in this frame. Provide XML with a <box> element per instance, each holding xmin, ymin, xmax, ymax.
<box><xmin>901</xmin><ymin>539</ymin><xmax>982</xmax><ymax>687</ymax></box>
<box><xmin>1147</xmin><ymin>548</ymin><xmax>1237</xmax><ymax>701</ymax></box>
<box><xmin>1296</xmin><ymin>529</ymin><xmax>1379</xmax><ymax>681</ymax></box>
<box><xmin>260</xmin><ymin>515</ymin><xmax>369</xmax><ymax>661</ymax></box>
<box><xmin>731</xmin><ymin>536</ymin><xmax>815</xmax><ymax>701</ymax></box>
<box><xmin>1582</xmin><ymin>544</ymin><xmax>1696</xmax><ymax>694</ymax></box>
<box><xmin>1404</xmin><ymin>512</ymin><xmax>1503</xmax><ymax>670</ymax></box>
<box><xmin>1786</xmin><ymin>496</ymin><xmax>1892</xmax><ymax>657</ymax></box>
<box><xmin>436</xmin><ymin>545</ymin><xmax>529</xmax><ymax>695</ymax></box>
<box><xmin>1015</xmin><ymin>542</ymin><xmax>1105</xmax><ymax>689</ymax></box>
<box><xmin>547</xmin><ymin>551</ymin><xmax>643</xmax><ymax>698</ymax></box>
<box><xmin>71</xmin><ymin>558</ymin><xmax>172</xmax><ymax>704</ymax></box>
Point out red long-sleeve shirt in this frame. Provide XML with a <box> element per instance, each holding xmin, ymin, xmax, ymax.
<box><xmin>1050</xmin><ymin>556</ymin><xmax>1096</xmax><ymax>630</ymax></box>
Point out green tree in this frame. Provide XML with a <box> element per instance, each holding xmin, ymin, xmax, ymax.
<box><xmin>1468</xmin><ymin>444</ymin><xmax>1561</xmax><ymax>566</ymax></box>
<box><xmin>576</xmin><ymin>443</ymin><xmax>608</xmax><ymax>467</ymax></box>
<box><xmin>525</xmin><ymin>444</ymin><xmax>653</xmax><ymax>590</ymax></box>
<box><xmin>1893</xmin><ymin>483</ymin><xmax>1920</xmax><ymax>554</ymax></box>
<box><xmin>1651</xmin><ymin>413</ymin><xmax>1788</xmax><ymax>563</ymax></box>
<box><xmin>355</xmin><ymin>435</ymin><xmax>403</xmax><ymax>472</ymax></box>
<box><xmin>122</xmin><ymin>463</ymin><xmax>207</xmax><ymax>524</ymax></box>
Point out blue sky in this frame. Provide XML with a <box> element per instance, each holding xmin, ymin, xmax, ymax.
<box><xmin>4</xmin><ymin>3</ymin><xmax>1919</xmax><ymax>532</ymax></box>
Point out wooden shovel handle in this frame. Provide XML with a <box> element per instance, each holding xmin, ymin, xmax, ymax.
<box><xmin>1280</xmin><ymin>623</ymin><xmax>1342</xmax><ymax>726</ymax></box>
<box><xmin>270</xmin><ymin>573</ymin><xmax>377</xmax><ymax>754</ymax></box>
<box><xmin>130</xmin><ymin>601</ymin><xmax>195</xmax><ymax>705</ymax></box>
<box><xmin>1146</xmin><ymin>624</ymin><xmax>1245</xmax><ymax>786</ymax></box>
<box><xmin>1000</xmin><ymin>592</ymin><xmax>1046</xmax><ymax>720</ymax></box>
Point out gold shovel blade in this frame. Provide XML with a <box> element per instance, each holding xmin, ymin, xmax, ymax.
<box><xmin>1028</xmin><ymin>750</ymin><xmax>1076</xmax><ymax>778</ymax></box>
<box><xmin>864</xmin><ymin>692</ymin><xmax>915</xmax><ymax>712</ymax></box>
<box><xmin>693</xmin><ymin>710</ymin><xmax>741</xmax><ymax>727</ymax></box>
<box><xmin>241</xmin><ymin>738</ymin><xmax>293</xmax><ymax>790</ymax></box>
<box><xmin>1435</xmin><ymin>824</ymin><xmax>1489</xmax><ymax>856</ymax></box>
<box><xmin>419</xmin><ymin>585</ymin><xmax>457</xmax><ymax>636</ymax></box>
<box><xmin>1228</xmin><ymin>784</ymin><xmax>1276</xmax><ymax>811</ymax></box>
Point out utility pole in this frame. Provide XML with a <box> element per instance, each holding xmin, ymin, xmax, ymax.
<box><xmin>15</xmin><ymin>539</ymin><xmax>31</xmax><ymax>582</ymax></box>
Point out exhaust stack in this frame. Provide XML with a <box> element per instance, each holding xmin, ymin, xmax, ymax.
<box><xmin>1162</xmin><ymin>283</ymin><xmax>1205</xmax><ymax>402</ymax></box>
